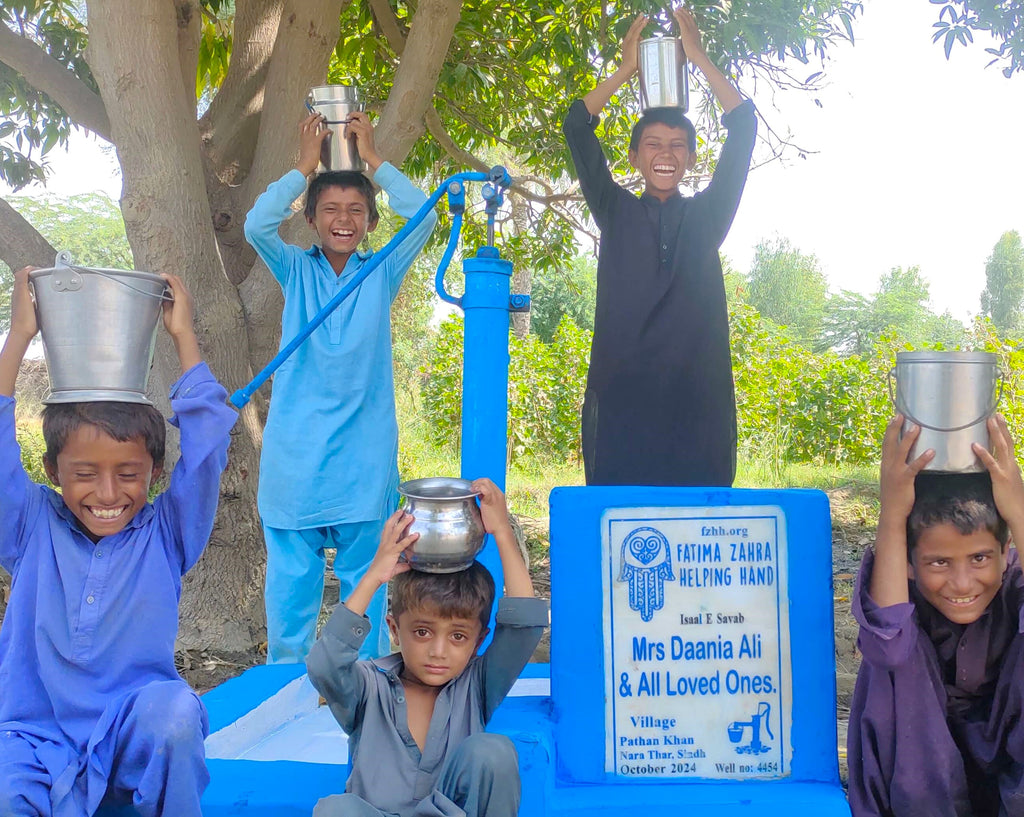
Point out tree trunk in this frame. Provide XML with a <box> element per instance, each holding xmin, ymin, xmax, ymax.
<box><xmin>86</xmin><ymin>0</ymin><xmax>266</xmax><ymax>651</ymax></box>
<box><xmin>509</xmin><ymin>195</ymin><xmax>532</xmax><ymax>338</ymax></box>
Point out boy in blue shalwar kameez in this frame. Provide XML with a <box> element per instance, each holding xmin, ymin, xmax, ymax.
<box><xmin>244</xmin><ymin>111</ymin><xmax>437</xmax><ymax>664</ymax></box>
<box><xmin>0</xmin><ymin>268</ymin><xmax>237</xmax><ymax>816</ymax></box>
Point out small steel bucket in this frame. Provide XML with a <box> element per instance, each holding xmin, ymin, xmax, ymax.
<box><xmin>398</xmin><ymin>477</ymin><xmax>486</xmax><ymax>573</ymax></box>
<box><xmin>638</xmin><ymin>37</ymin><xmax>688</xmax><ymax>113</ymax></box>
<box><xmin>29</xmin><ymin>251</ymin><xmax>170</xmax><ymax>405</ymax></box>
<box><xmin>890</xmin><ymin>351</ymin><xmax>1002</xmax><ymax>473</ymax></box>
<box><xmin>307</xmin><ymin>84</ymin><xmax>365</xmax><ymax>172</ymax></box>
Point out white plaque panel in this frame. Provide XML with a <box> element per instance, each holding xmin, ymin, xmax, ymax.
<box><xmin>602</xmin><ymin>506</ymin><xmax>793</xmax><ymax>779</ymax></box>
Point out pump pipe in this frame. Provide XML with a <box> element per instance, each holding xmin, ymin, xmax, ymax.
<box><xmin>229</xmin><ymin>170</ymin><xmax>492</xmax><ymax>408</ymax></box>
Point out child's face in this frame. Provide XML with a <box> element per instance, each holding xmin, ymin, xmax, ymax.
<box><xmin>388</xmin><ymin>608</ymin><xmax>488</xmax><ymax>687</ymax></box>
<box><xmin>307</xmin><ymin>185</ymin><xmax>378</xmax><ymax>262</ymax></box>
<box><xmin>44</xmin><ymin>425</ymin><xmax>161</xmax><ymax>543</ymax></box>
<box><xmin>909</xmin><ymin>523</ymin><xmax>1007</xmax><ymax>625</ymax></box>
<box><xmin>628</xmin><ymin>123</ymin><xmax>695</xmax><ymax>201</ymax></box>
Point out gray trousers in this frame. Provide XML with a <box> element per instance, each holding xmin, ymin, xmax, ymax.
<box><xmin>313</xmin><ymin>733</ymin><xmax>520</xmax><ymax>817</ymax></box>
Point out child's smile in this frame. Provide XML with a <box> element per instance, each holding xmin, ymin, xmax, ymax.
<box><xmin>44</xmin><ymin>424</ymin><xmax>160</xmax><ymax>542</ymax></box>
<box><xmin>910</xmin><ymin>523</ymin><xmax>1007</xmax><ymax>625</ymax></box>
<box><xmin>308</xmin><ymin>186</ymin><xmax>378</xmax><ymax>271</ymax></box>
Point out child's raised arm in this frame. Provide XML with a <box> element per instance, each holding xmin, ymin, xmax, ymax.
<box><xmin>974</xmin><ymin>413</ymin><xmax>1024</xmax><ymax>545</ymax></box>
<box><xmin>472</xmin><ymin>478</ymin><xmax>535</xmax><ymax>598</ymax></box>
<box><xmin>160</xmin><ymin>273</ymin><xmax>201</xmax><ymax>374</ymax></box>
<box><xmin>673</xmin><ymin>6</ymin><xmax>744</xmax><ymax>114</ymax></box>
<box><xmin>871</xmin><ymin>416</ymin><xmax>934</xmax><ymax>607</ymax></box>
<box><xmin>0</xmin><ymin>267</ymin><xmax>39</xmax><ymax>397</ymax></box>
<box><xmin>345</xmin><ymin>508</ymin><xmax>419</xmax><ymax>615</ymax></box>
<box><xmin>583</xmin><ymin>14</ymin><xmax>647</xmax><ymax>117</ymax></box>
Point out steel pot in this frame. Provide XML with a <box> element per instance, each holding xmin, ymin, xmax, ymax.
<box><xmin>890</xmin><ymin>351</ymin><xmax>1002</xmax><ymax>473</ymax></box>
<box><xmin>398</xmin><ymin>477</ymin><xmax>486</xmax><ymax>573</ymax></box>
<box><xmin>307</xmin><ymin>84</ymin><xmax>365</xmax><ymax>172</ymax></box>
<box><xmin>637</xmin><ymin>37</ymin><xmax>688</xmax><ymax>112</ymax></box>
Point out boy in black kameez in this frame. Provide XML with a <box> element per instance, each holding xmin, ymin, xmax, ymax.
<box><xmin>563</xmin><ymin>8</ymin><xmax>756</xmax><ymax>487</ymax></box>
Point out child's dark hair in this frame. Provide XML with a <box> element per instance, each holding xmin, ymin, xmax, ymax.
<box><xmin>907</xmin><ymin>472</ymin><xmax>1009</xmax><ymax>556</ymax></box>
<box><xmin>630</xmin><ymin>108</ymin><xmax>697</xmax><ymax>153</ymax></box>
<box><xmin>41</xmin><ymin>402</ymin><xmax>166</xmax><ymax>467</ymax></box>
<box><xmin>391</xmin><ymin>561</ymin><xmax>495</xmax><ymax>632</ymax></box>
<box><xmin>304</xmin><ymin>171</ymin><xmax>379</xmax><ymax>223</ymax></box>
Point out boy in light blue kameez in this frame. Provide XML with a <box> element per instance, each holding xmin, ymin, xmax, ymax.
<box><xmin>244</xmin><ymin>111</ymin><xmax>437</xmax><ymax>664</ymax></box>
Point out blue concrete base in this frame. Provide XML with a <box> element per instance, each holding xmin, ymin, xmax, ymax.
<box><xmin>191</xmin><ymin>663</ymin><xmax>850</xmax><ymax>816</ymax></box>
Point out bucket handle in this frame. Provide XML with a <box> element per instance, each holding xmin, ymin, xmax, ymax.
<box><xmin>888</xmin><ymin>366</ymin><xmax>1004</xmax><ymax>433</ymax></box>
<box><xmin>305</xmin><ymin>98</ymin><xmax>356</xmax><ymax>126</ymax></box>
<box><xmin>58</xmin><ymin>265</ymin><xmax>174</xmax><ymax>302</ymax></box>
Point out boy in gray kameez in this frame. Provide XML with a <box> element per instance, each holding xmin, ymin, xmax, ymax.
<box><xmin>307</xmin><ymin>478</ymin><xmax>548</xmax><ymax>817</ymax></box>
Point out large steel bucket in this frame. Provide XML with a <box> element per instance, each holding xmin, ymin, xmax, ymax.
<box><xmin>890</xmin><ymin>351</ymin><xmax>1001</xmax><ymax>473</ymax></box>
<box><xmin>29</xmin><ymin>252</ymin><xmax>169</xmax><ymax>405</ymax></box>
<box><xmin>638</xmin><ymin>37</ymin><xmax>688</xmax><ymax>113</ymax></box>
<box><xmin>307</xmin><ymin>84</ymin><xmax>365</xmax><ymax>172</ymax></box>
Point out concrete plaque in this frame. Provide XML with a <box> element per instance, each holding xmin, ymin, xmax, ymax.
<box><xmin>602</xmin><ymin>505</ymin><xmax>793</xmax><ymax>779</ymax></box>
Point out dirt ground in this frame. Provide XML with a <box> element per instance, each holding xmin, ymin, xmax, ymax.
<box><xmin>0</xmin><ymin>484</ymin><xmax>873</xmax><ymax>784</ymax></box>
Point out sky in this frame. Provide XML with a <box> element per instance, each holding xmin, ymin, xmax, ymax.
<box><xmin>721</xmin><ymin>0</ymin><xmax>1024</xmax><ymax>322</ymax></box>
<box><xmin>5</xmin><ymin>0</ymin><xmax>1024</xmax><ymax>324</ymax></box>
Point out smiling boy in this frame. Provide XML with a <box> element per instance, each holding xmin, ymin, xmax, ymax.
<box><xmin>848</xmin><ymin>414</ymin><xmax>1024</xmax><ymax>816</ymax></box>
<box><xmin>0</xmin><ymin>268</ymin><xmax>236</xmax><ymax>816</ymax></box>
<box><xmin>306</xmin><ymin>478</ymin><xmax>548</xmax><ymax>817</ymax></box>
<box><xmin>563</xmin><ymin>8</ymin><xmax>756</xmax><ymax>487</ymax></box>
<box><xmin>244</xmin><ymin>111</ymin><xmax>437</xmax><ymax>665</ymax></box>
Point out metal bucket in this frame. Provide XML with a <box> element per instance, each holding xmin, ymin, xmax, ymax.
<box><xmin>638</xmin><ymin>37</ymin><xmax>688</xmax><ymax>113</ymax></box>
<box><xmin>890</xmin><ymin>351</ymin><xmax>1001</xmax><ymax>473</ymax></box>
<box><xmin>307</xmin><ymin>84</ymin><xmax>365</xmax><ymax>172</ymax></box>
<box><xmin>398</xmin><ymin>477</ymin><xmax>486</xmax><ymax>573</ymax></box>
<box><xmin>29</xmin><ymin>252</ymin><xmax>170</xmax><ymax>405</ymax></box>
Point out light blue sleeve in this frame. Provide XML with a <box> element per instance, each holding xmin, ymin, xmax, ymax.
<box><xmin>372</xmin><ymin>162</ymin><xmax>438</xmax><ymax>300</ymax></box>
<box><xmin>243</xmin><ymin>170</ymin><xmax>310</xmax><ymax>288</ymax></box>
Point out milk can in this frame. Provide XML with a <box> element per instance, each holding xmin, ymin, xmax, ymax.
<box><xmin>890</xmin><ymin>351</ymin><xmax>1002</xmax><ymax>472</ymax></box>
<box><xmin>637</xmin><ymin>37</ymin><xmax>688</xmax><ymax>112</ymax></box>
<box><xmin>398</xmin><ymin>477</ymin><xmax>486</xmax><ymax>573</ymax></box>
<box><xmin>307</xmin><ymin>84</ymin><xmax>365</xmax><ymax>172</ymax></box>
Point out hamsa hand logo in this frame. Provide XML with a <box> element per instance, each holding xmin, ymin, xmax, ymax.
<box><xmin>618</xmin><ymin>527</ymin><xmax>674</xmax><ymax>622</ymax></box>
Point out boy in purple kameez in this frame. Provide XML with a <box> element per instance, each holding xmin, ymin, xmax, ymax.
<box><xmin>0</xmin><ymin>268</ymin><xmax>237</xmax><ymax>816</ymax></box>
<box><xmin>848</xmin><ymin>413</ymin><xmax>1024</xmax><ymax>817</ymax></box>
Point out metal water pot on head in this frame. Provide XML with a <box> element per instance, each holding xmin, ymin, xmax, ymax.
<box><xmin>637</xmin><ymin>36</ymin><xmax>689</xmax><ymax>113</ymax></box>
<box><xmin>306</xmin><ymin>84</ymin><xmax>365</xmax><ymax>172</ymax></box>
<box><xmin>890</xmin><ymin>351</ymin><xmax>1002</xmax><ymax>473</ymax></box>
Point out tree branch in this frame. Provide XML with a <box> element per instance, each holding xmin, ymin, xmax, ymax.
<box><xmin>200</xmin><ymin>0</ymin><xmax>283</xmax><ymax>185</ymax></box>
<box><xmin>0</xmin><ymin>24</ymin><xmax>111</xmax><ymax>140</ymax></box>
<box><xmin>367</xmin><ymin>0</ymin><xmax>407</xmax><ymax>55</ymax></box>
<box><xmin>374</xmin><ymin>0</ymin><xmax>463</xmax><ymax>165</ymax></box>
<box><xmin>0</xmin><ymin>196</ymin><xmax>57</xmax><ymax>271</ymax></box>
<box><xmin>176</xmin><ymin>0</ymin><xmax>202</xmax><ymax>118</ymax></box>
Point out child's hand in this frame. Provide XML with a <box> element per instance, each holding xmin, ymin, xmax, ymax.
<box><xmin>160</xmin><ymin>273</ymin><xmax>194</xmax><ymax>338</ymax></box>
<box><xmin>366</xmin><ymin>509</ymin><xmax>419</xmax><ymax>586</ymax></box>
<box><xmin>472</xmin><ymin>478</ymin><xmax>512</xmax><ymax>536</ymax></box>
<box><xmin>974</xmin><ymin>413</ymin><xmax>1024</xmax><ymax>533</ymax></box>
<box><xmin>297</xmin><ymin>113</ymin><xmax>330</xmax><ymax>176</ymax></box>
<box><xmin>160</xmin><ymin>273</ymin><xmax>201</xmax><ymax>371</ymax></box>
<box><xmin>673</xmin><ymin>6</ymin><xmax>706</xmax><ymax>61</ymax></box>
<box><xmin>879</xmin><ymin>415</ymin><xmax>934</xmax><ymax>526</ymax></box>
<box><xmin>345</xmin><ymin>111</ymin><xmax>382</xmax><ymax>171</ymax></box>
<box><xmin>617</xmin><ymin>14</ymin><xmax>648</xmax><ymax>78</ymax></box>
<box><xmin>10</xmin><ymin>266</ymin><xmax>39</xmax><ymax>342</ymax></box>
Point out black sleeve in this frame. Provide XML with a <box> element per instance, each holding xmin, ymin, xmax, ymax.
<box><xmin>695</xmin><ymin>99</ymin><xmax>757</xmax><ymax>248</ymax></box>
<box><xmin>562</xmin><ymin>99</ymin><xmax>623</xmax><ymax>232</ymax></box>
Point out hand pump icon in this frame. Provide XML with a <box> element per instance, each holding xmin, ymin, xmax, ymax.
<box><xmin>727</xmin><ymin>702</ymin><xmax>774</xmax><ymax>755</ymax></box>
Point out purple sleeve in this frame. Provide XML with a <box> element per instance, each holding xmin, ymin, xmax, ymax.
<box><xmin>153</xmin><ymin>362</ymin><xmax>237</xmax><ymax>572</ymax></box>
<box><xmin>0</xmin><ymin>396</ymin><xmax>40</xmax><ymax>574</ymax></box>
<box><xmin>853</xmin><ymin>548</ymin><xmax>920</xmax><ymax>670</ymax></box>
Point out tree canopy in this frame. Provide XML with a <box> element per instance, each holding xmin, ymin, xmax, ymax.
<box><xmin>745</xmin><ymin>236</ymin><xmax>827</xmax><ymax>347</ymax></box>
<box><xmin>981</xmin><ymin>230</ymin><xmax>1024</xmax><ymax>337</ymax></box>
<box><xmin>0</xmin><ymin>0</ymin><xmax>865</xmax><ymax>652</ymax></box>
